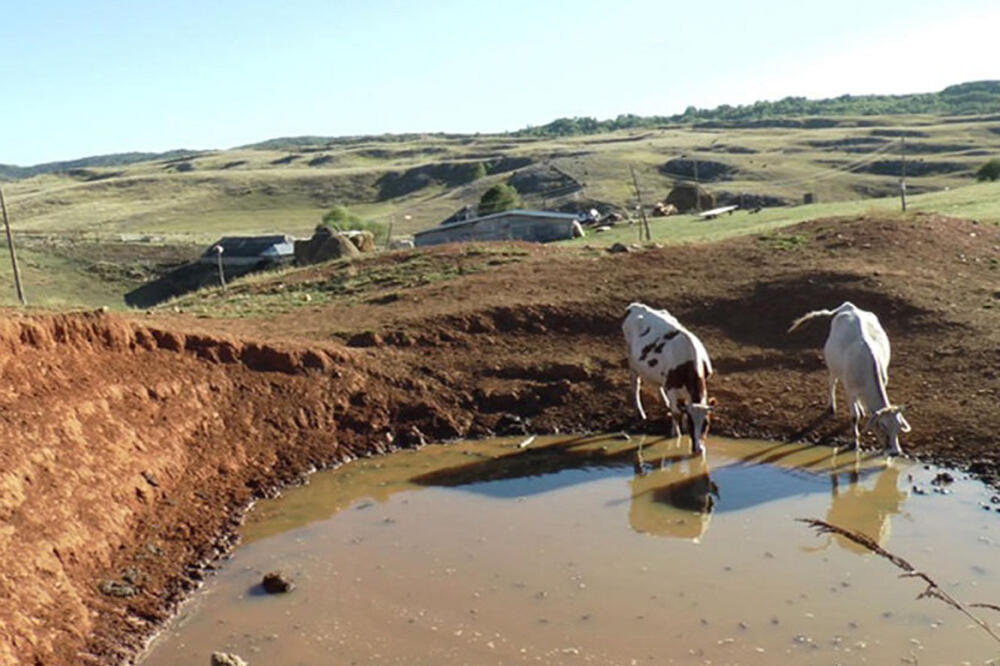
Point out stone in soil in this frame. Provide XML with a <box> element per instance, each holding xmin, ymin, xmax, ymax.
<box><xmin>211</xmin><ymin>653</ymin><xmax>248</xmax><ymax>666</ymax></box>
<box><xmin>261</xmin><ymin>571</ymin><xmax>294</xmax><ymax>594</ymax></box>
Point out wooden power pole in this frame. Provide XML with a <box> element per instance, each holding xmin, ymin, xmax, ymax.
<box><xmin>212</xmin><ymin>245</ymin><xmax>226</xmax><ymax>289</ymax></box>
<box><xmin>629</xmin><ymin>165</ymin><xmax>651</xmax><ymax>242</ymax></box>
<box><xmin>0</xmin><ymin>187</ymin><xmax>27</xmax><ymax>306</ymax></box>
<box><xmin>899</xmin><ymin>137</ymin><xmax>907</xmax><ymax>212</ymax></box>
<box><xmin>692</xmin><ymin>157</ymin><xmax>701</xmax><ymax>213</ymax></box>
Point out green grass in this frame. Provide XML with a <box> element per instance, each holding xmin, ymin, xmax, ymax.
<box><xmin>164</xmin><ymin>244</ymin><xmax>531</xmax><ymax>318</ymax></box>
<box><xmin>0</xmin><ymin>246</ymin><xmax>134</xmax><ymax>309</ymax></box>
<box><xmin>2</xmin><ymin>115</ymin><xmax>999</xmax><ymax>310</ymax></box>
<box><xmin>5</xmin><ymin>114</ymin><xmax>999</xmax><ymax>243</ymax></box>
<box><xmin>563</xmin><ymin>182</ymin><xmax>1000</xmax><ymax>247</ymax></box>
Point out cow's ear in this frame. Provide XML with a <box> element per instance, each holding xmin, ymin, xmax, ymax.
<box><xmin>708</xmin><ymin>397</ymin><xmax>717</xmax><ymax>406</ymax></box>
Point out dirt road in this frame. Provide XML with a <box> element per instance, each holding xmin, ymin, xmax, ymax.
<box><xmin>1</xmin><ymin>213</ymin><xmax>997</xmax><ymax>664</ymax></box>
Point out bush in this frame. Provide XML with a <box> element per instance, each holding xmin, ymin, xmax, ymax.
<box><xmin>478</xmin><ymin>183</ymin><xmax>522</xmax><ymax>216</ymax></box>
<box><xmin>320</xmin><ymin>205</ymin><xmax>389</xmax><ymax>244</ymax></box>
<box><xmin>975</xmin><ymin>158</ymin><xmax>1000</xmax><ymax>182</ymax></box>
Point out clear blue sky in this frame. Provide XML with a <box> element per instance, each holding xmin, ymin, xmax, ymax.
<box><xmin>3</xmin><ymin>0</ymin><xmax>998</xmax><ymax>165</ymax></box>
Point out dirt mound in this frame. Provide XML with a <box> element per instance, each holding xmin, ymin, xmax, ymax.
<box><xmin>853</xmin><ymin>159</ymin><xmax>970</xmax><ymax>177</ymax></box>
<box><xmin>659</xmin><ymin>158</ymin><xmax>738</xmax><ymax>182</ymax></box>
<box><xmin>507</xmin><ymin>164</ymin><xmax>581</xmax><ymax>195</ymax></box>
<box><xmin>374</xmin><ymin>162</ymin><xmax>485</xmax><ymax>200</ymax></box>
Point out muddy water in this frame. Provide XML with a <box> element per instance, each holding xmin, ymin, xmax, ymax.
<box><xmin>141</xmin><ymin>436</ymin><xmax>1000</xmax><ymax>665</ymax></box>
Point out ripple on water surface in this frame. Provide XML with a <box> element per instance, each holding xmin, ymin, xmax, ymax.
<box><xmin>141</xmin><ymin>435</ymin><xmax>1000</xmax><ymax>665</ymax></box>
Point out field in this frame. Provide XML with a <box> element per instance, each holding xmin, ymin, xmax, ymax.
<box><xmin>1</xmin><ymin>209</ymin><xmax>998</xmax><ymax>664</ymax></box>
<box><xmin>1</xmin><ymin>113</ymin><xmax>999</xmax><ymax>309</ymax></box>
<box><xmin>0</xmin><ymin>116</ymin><xmax>999</xmax><ymax>665</ymax></box>
<box><xmin>3</xmin><ymin>114</ymin><xmax>999</xmax><ymax>247</ymax></box>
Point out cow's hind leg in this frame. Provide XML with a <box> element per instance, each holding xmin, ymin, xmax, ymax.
<box><xmin>632</xmin><ymin>372</ymin><xmax>647</xmax><ymax>420</ymax></box>
<box><xmin>849</xmin><ymin>402</ymin><xmax>862</xmax><ymax>450</ymax></box>
<box><xmin>828</xmin><ymin>374</ymin><xmax>838</xmax><ymax>415</ymax></box>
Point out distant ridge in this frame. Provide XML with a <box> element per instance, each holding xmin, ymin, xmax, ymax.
<box><xmin>515</xmin><ymin>81</ymin><xmax>1000</xmax><ymax>137</ymax></box>
<box><xmin>0</xmin><ymin>149</ymin><xmax>204</xmax><ymax>181</ymax></box>
<box><xmin>3</xmin><ymin>81</ymin><xmax>997</xmax><ymax>177</ymax></box>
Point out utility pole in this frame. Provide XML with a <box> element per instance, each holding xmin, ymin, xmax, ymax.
<box><xmin>692</xmin><ymin>157</ymin><xmax>701</xmax><ymax>213</ymax></box>
<box><xmin>212</xmin><ymin>244</ymin><xmax>226</xmax><ymax>289</ymax></box>
<box><xmin>899</xmin><ymin>137</ymin><xmax>907</xmax><ymax>212</ymax></box>
<box><xmin>629</xmin><ymin>165</ymin><xmax>651</xmax><ymax>242</ymax></box>
<box><xmin>0</xmin><ymin>187</ymin><xmax>26</xmax><ymax>305</ymax></box>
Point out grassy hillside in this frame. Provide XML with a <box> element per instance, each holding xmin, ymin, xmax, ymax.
<box><xmin>3</xmin><ymin>113</ymin><xmax>999</xmax><ymax>246</ymax></box>
<box><xmin>1</xmin><ymin>83</ymin><xmax>999</xmax><ymax>311</ymax></box>
<box><xmin>562</xmin><ymin>181</ymin><xmax>1000</xmax><ymax>247</ymax></box>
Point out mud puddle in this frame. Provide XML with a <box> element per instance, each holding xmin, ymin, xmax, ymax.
<box><xmin>141</xmin><ymin>435</ymin><xmax>1000</xmax><ymax>665</ymax></box>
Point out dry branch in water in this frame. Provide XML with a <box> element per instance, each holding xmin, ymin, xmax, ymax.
<box><xmin>798</xmin><ymin>518</ymin><xmax>1000</xmax><ymax>645</ymax></box>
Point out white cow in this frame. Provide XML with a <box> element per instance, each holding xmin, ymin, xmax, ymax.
<box><xmin>622</xmin><ymin>302</ymin><xmax>715</xmax><ymax>453</ymax></box>
<box><xmin>788</xmin><ymin>302</ymin><xmax>910</xmax><ymax>455</ymax></box>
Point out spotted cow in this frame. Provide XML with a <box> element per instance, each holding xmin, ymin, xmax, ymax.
<box><xmin>622</xmin><ymin>302</ymin><xmax>715</xmax><ymax>453</ymax></box>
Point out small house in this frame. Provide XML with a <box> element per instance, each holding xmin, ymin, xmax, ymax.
<box><xmin>200</xmin><ymin>235</ymin><xmax>295</xmax><ymax>266</ymax></box>
<box><xmin>413</xmin><ymin>209</ymin><xmax>584</xmax><ymax>247</ymax></box>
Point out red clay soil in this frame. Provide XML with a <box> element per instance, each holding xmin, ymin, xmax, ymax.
<box><xmin>0</xmin><ymin>213</ymin><xmax>997</xmax><ymax>664</ymax></box>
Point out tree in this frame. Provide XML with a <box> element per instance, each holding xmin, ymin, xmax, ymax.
<box><xmin>321</xmin><ymin>204</ymin><xmax>361</xmax><ymax>227</ymax></box>
<box><xmin>975</xmin><ymin>158</ymin><xmax>1000</xmax><ymax>182</ymax></box>
<box><xmin>477</xmin><ymin>183</ymin><xmax>522</xmax><ymax>216</ymax></box>
<box><xmin>470</xmin><ymin>162</ymin><xmax>487</xmax><ymax>182</ymax></box>
<box><xmin>320</xmin><ymin>204</ymin><xmax>388</xmax><ymax>244</ymax></box>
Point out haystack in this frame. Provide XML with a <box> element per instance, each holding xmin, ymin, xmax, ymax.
<box><xmin>664</xmin><ymin>184</ymin><xmax>715</xmax><ymax>213</ymax></box>
<box><xmin>294</xmin><ymin>226</ymin><xmax>360</xmax><ymax>265</ymax></box>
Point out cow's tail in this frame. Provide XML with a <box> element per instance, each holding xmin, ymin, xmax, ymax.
<box><xmin>787</xmin><ymin>302</ymin><xmax>855</xmax><ymax>333</ymax></box>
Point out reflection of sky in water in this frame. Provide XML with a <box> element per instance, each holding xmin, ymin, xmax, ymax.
<box><xmin>428</xmin><ymin>440</ymin><xmax>904</xmax><ymax>547</ymax></box>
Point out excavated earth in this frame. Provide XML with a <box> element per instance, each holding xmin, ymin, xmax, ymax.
<box><xmin>1</xmin><ymin>213</ymin><xmax>998</xmax><ymax>664</ymax></box>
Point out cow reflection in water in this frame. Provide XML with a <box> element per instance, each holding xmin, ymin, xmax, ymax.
<box><xmin>629</xmin><ymin>449</ymin><xmax>719</xmax><ymax>542</ymax></box>
<box><xmin>823</xmin><ymin>463</ymin><xmax>907</xmax><ymax>553</ymax></box>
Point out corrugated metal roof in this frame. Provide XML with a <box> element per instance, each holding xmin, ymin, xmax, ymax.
<box><xmin>416</xmin><ymin>209</ymin><xmax>582</xmax><ymax>237</ymax></box>
<box><xmin>205</xmin><ymin>235</ymin><xmax>295</xmax><ymax>257</ymax></box>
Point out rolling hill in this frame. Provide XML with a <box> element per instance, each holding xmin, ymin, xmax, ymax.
<box><xmin>0</xmin><ymin>81</ymin><xmax>998</xmax><ymax>309</ymax></box>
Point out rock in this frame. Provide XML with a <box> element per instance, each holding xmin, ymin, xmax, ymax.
<box><xmin>98</xmin><ymin>580</ymin><xmax>137</xmax><ymax>598</ymax></box>
<box><xmin>211</xmin><ymin>653</ymin><xmax>248</xmax><ymax>666</ymax></box>
<box><xmin>607</xmin><ymin>242</ymin><xmax>630</xmax><ymax>253</ymax></box>
<box><xmin>930</xmin><ymin>472</ymin><xmax>955</xmax><ymax>486</ymax></box>
<box><xmin>346</xmin><ymin>331</ymin><xmax>383</xmax><ymax>347</ymax></box>
<box><xmin>261</xmin><ymin>571</ymin><xmax>294</xmax><ymax>594</ymax></box>
<box><xmin>495</xmin><ymin>414</ymin><xmax>531</xmax><ymax>436</ymax></box>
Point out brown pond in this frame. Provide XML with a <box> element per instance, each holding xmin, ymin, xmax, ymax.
<box><xmin>140</xmin><ymin>435</ymin><xmax>1000</xmax><ymax>665</ymax></box>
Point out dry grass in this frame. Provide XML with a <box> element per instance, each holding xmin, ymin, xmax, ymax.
<box><xmin>4</xmin><ymin>115</ymin><xmax>999</xmax><ymax>242</ymax></box>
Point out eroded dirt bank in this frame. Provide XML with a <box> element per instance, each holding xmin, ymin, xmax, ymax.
<box><xmin>2</xmin><ymin>214</ymin><xmax>998</xmax><ymax>664</ymax></box>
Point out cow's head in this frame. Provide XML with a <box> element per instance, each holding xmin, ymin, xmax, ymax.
<box><xmin>866</xmin><ymin>405</ymin><xmax>911</xmax><ymax>456</ymax></box>
<box><xmin>686</xmin><ymin>398</ymin><xmax>716</xmax><ymax>454</ymax></box>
